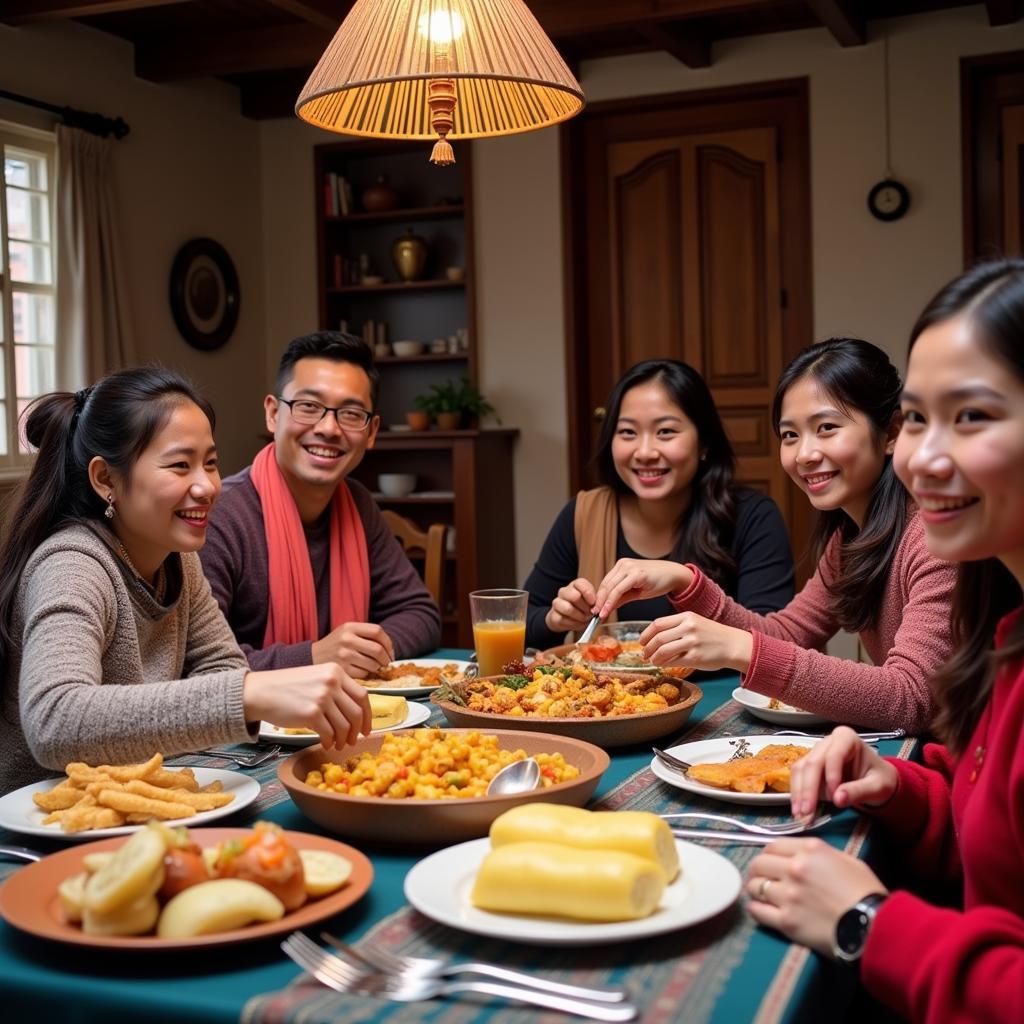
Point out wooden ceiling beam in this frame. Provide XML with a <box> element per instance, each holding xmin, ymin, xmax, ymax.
<box><xmin>533</xmin><ymin>0</ymin><xmax>774</xmax><ymax>37</ymax></box>
<box><xmin>805</xmin><ymin>0</ymin><xmax>866</xmax><ymax>47</ymax></box>
<box><xmin>985</xmin><ymin>0</ymin><xmax>1020</xmax><ymax>26</ymax></box>
<box><xmin>134</xmin><ymin>23</ymin><xmax>332</xmax><ymax>81</ymax></box>
<box><xmin>0</xmin><ymin>0</ymin><xmax>190</xmax><ymax>22</ymax></box>
<box><xmin>638</xmin><ymin>22</ymin><xmax>712</xmax><ymax>68</ymax></box>
<box><xmin>258</xmin><ymin>0</ymin><xmax>349</xmax><ymax>32</ymax></box>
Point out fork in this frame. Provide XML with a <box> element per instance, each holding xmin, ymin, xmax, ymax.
<box><xmin>658</xmin><ymin>811</ymin><xmax>832</xmax><ymax>836</ymax></box>
<box><xmin>169</xmin><ymin>745</ymin><xmax>281</xmax><ymax>768</ymax></box>
<box><xmin>321</xmin><ymin>932</ymin><xmax>627</xmax><ymax>1002</ymax></box>
<box><xmin>771</xmin><ymin>728</ymin><xmax>906</xmax><ymax>741</ymax></box>
<box><xmin>652</xmin><ymin>747</ymin><xmax>693</xmax><ymax>772</ymax></box>
<box><xmin>282</xmin><ymin>933</ymin><xmax>638</xmax><ymax>1022</ymax></box>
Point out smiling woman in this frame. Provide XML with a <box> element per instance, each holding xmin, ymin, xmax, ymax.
<box><xmin>524</xmin><ymin>359</ymin><xmax>796</xmax><ymax>650</ymax></box>
<box><xmin>0</xmin><ymin>367</ymin><xmax>371</xmax><ymax>797</ymax></box>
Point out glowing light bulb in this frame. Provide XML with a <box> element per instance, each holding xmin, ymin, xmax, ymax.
<box><xmin>418</xmin><ymin>9</ymin><xmax>465</xmax><ymax>45</ymax></box>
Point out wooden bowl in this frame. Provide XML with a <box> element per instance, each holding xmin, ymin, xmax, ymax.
<box><xmin>431</xmin><ymin>679</ymin><xmax>703</xmax><ymax>749</ymax></box>
<box><xmin>278</xmin><ymin>728</ymin><xmax>609</xmax><ymax>845</ymax></box>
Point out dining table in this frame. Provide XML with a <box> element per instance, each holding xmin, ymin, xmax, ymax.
<box><xmin>0</xmin><ymin>655</ymin><xmax>917</xmax><ymax>1024</ymax></box>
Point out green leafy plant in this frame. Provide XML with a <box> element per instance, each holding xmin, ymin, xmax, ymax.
<box><xmin>414</xmin><ymin>377</ymin><xmax>500</xmax><ymax>422</ymax></box>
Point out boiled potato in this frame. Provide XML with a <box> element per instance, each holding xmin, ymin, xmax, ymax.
<box><xmin>82</xmin><ymin>892</ymin><xmax>160</xmax><ymax>937</ymax></box>
<box><xmin>83</xmin><ymin>824</ymin><xmax>168</xmax><ymax>914</ymax></box>
<box><xmin>157</xmin><ymin>879</ymin><xmax>284</xmax><ymax>938</ymax></box>
<box><xmin>81</xmin><ymin>851</ymin><xmax>114</xmax><ymax>875</ymax></box>
<box><xmin>298</xmin><ymin>849</ymin><xmax>353</xmax><ymax>897</ymax></box>
<box><xmin>58</xmin><ymin>871</ymin><xmax>88</xmax><ymax>923</ymax></box>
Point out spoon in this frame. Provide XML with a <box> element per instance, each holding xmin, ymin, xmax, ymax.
<box><xmin>487</xmin><ymin>757</ymin><xmax>541</xmax><ymax>796</ymax></box>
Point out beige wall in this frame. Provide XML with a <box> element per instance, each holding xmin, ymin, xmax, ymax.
<box><xmin>0</xmin><ymin>20</ymin><xmax>268</xmax><ymax>474</ymax></box>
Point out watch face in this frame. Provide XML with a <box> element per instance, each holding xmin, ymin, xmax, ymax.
<box><xmin>868</xmin><ymin>179</ymin><xmax>911</xmax><ymax>222</ymax></box>
<box><xmin>835</xmin><ymin>906</ymin><xmax>870</xmax><ymax>960</ymax></box>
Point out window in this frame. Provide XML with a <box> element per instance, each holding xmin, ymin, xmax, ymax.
<box><xmin>0</xmin><ymin>125</ymin><xmax>56</xmax><ymax>472</ymax></box>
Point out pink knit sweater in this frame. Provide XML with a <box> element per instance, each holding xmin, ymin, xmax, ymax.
<box><xmin>668</xmin><ymin>511</ymin><xmax>956</xmax><ymax>732</ymax></box>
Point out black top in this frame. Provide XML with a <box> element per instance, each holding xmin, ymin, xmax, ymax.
<box><xmin>524</xmin><ymin>488</ymin><xmax>795</xmax><ymax>650</ymax></box>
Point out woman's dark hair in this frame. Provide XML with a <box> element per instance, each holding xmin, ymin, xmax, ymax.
<box><xmin>0</xmin><ymin>367</ymin><xmax>215</xmax><ymax>682</ymax></box>
<box><xmin>771</xmin><ymin>338</ymin><xmax>905</xmax><ymax>633</ymax></box>
<box><xmin>907</xmin><ymin>258</ymin><xmax>1024</xmax><ymax>755</ymax></box>
<box><xmin>592</xmin><ymin>359</ymin><xmax>738</xmax><ymax>589</ymax></box>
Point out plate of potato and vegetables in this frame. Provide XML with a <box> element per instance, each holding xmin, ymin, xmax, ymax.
<box><xmin>0</xmin><ymin>754</ymin><xmax>259</xmax><ymax>840</ymax></box>
<box><xmin>0</xmin><ymin>821</ymin><xmax>373</xmax><ymax>950</ymax></box>
<box><xmin>259</xmin><ymin>694</ymin><xmax>431</xmax><ymax>746</ymax></box>
<box><xmin>404</xmin><ymin>803</ymin><xmax>741</xmax><ymax>944</ymax></box>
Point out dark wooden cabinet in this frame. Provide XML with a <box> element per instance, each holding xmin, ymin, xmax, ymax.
<box><xmin>313</xmin><ymin>140</ymin><xmax>517</xmax><ymax>644</ymax></box>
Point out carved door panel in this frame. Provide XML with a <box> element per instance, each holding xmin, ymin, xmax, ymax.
<box><xmin>596</xmin><ymin>127</ymin><xmax>790</xmax><ymax>517</ymax></box>
<box><xmin>1001</xmin><ymin>103</ymin><xmax>1024</xmax><ymax>255</ymax></box>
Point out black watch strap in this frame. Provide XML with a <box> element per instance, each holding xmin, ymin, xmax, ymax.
<box><xmin>832</xmin><ymin>892</ymin><xmax>888</xmax><ymax>963</ymax></box>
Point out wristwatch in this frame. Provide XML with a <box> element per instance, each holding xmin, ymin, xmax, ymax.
<box><xmin>832</xmin><ymin>892</ymin><xmax>888</xmax><ymax>962</ymax></box>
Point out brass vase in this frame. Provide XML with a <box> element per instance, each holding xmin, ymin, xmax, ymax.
<box><xmin>392</xmin><ymin>228</ymin><xmax>428</xmax><ymax>282</ymax></box>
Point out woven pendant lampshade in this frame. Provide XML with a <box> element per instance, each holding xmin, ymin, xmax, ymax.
<box><xmin>295</xmin><ymin>0</ymin><xmax>585</xmax><ymax>164</ymax></box>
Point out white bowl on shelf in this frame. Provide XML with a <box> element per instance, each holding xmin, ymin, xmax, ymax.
<box><xmin>378</xmin><ymin>473</ymin><xmax>416</xmax><ymax>497</ymax></box>
<box><xmin>392</xmin><ymin>340</ymin><xmax>425</xmax><ymax>357</ymax></box>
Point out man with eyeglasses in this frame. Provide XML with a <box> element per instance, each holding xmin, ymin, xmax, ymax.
<box><xmin>199</xmin><ymin>331</ymin><xmax>440</xmax><ymax>674</ymax></box>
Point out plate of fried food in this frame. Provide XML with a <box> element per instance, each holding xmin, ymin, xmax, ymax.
<box><xmin>730</xmin><ymin>687</ymin><xmax>830</xmax><ymax>726</ymax></box>
<box><xmin>0</xmin><ymin>821</ymin><xmax>373</xmax><ymax>950</ymax></box>
<box><xmin>650</xmin><ymin>735</ymin><xmax>816</xmax><ymax>805</ymax></box>
<box><xmin>431</xmin><ymin>663</ymin><xmax>702</xmax><ymax>748</ymax></box>
<box><xmin>360</xmin><ymin>659</ymin><xmax>472</xmax><ymax>697</ymax></box>
<box><xmin>260</xmin><ymin>695</ymin><xmax>432</xmax><ymax>746</ymax></box>
<box><xmin>404</xmin><ymin>804</ymin><xmax>741</xmax><ymax>945</ymax></box>
<box><xmin>0</xmin><ymin>754</ymin><xmax>260</xmax><ymax>840</ymax></box>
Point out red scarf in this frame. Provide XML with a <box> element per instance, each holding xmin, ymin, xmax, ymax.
<box><xmin>250</xmin><ymin>443</ymin><xmax>370</xmax><ymax>647</ymax></box>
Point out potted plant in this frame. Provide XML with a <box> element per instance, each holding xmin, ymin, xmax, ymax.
<box><xmin>415</xmin><ymin>377</ymin><xmax>499</xmax><ymax>430</ymax></box>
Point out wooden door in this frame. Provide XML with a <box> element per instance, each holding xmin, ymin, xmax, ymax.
<box><xmin>1002</xmin><ymin>103</ymin><xmax>1024</xmax><ymax>254</ymax></box>
<box><xmin>563</xmin><ymin>81</ymin><xmax>814</xmax><ymax>567</ymax></box>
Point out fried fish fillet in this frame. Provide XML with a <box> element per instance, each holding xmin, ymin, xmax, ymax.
<box><xmin>687</xmin><ymin>744</ymin><xmax>809</xmax><ymax>794</ymax></box>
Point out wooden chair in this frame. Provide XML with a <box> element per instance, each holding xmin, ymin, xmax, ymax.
<box><xmin>381</xmin><ymin>510</ymin><xmax>446</xmax><ymax>610</ymax></box>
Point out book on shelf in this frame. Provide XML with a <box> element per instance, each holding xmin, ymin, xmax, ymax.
<box><xmin>323</xmin><ymin>172</ymin><xmax>353</xmax><ymax>216</ymax></box>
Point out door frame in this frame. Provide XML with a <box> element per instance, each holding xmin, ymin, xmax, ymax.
<box><xmin>559</xmin><ymin>77</ymin><xmax>816</xmax><ymax>569</ymax></box>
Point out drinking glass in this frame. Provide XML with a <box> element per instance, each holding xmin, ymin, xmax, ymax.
<box><xmin>470</xmin><ymin>589</ymin><xmax>528</xmax><ymax>677</ymax></box>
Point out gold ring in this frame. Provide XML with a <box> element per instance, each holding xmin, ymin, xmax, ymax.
<box><xmin>758</xmin><ymin>878</ymin><xmax>772</xmax><ymax>900</ymax></box>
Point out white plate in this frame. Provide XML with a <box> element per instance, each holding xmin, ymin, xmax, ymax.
<box><xmin>0</xmin><ymin>768</ymin><xmax>260</xmax><ymax>842</ymax></box>
<box><xmin>404</xmin><ymin>837</ymin><xmax>740</xmax><ymax>946</ymax></box>
<box><xmin>731</xmin><ymin>687</ymin><xmax>830</xmax><ymax>727</ymax></box>
<box><xmin>650</xmin><ymin>735</ymin><xmax>817</xmax><ymax>806</ymax></box>
<box><xmin>362</xmin><ymin>658</ymin><xmax>472</xmax><ymax>697</ymax></box>
<box><xmin>260</xmin><ymin>701</ymin><xmax>432</xmax><ymax>745</ymax></box>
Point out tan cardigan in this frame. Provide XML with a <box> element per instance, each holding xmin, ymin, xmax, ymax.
<box><xmin>573</xmin><ymin>486</ymin><xmax>620</xmax><ymax>625</ymax></box>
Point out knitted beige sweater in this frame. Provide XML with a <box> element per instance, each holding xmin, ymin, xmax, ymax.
<box><xmin>1</xmin><ymin>523</ymin><xmax>253</xmax><ymax>795</ymax></box>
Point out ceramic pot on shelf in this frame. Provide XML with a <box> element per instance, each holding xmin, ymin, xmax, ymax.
<box><xmin>392</xmin><ymin>228</ymin><xmax>428</xmax><ymax>282</ymax></box>
<box><xmin>405</xmin><ymin>411</ymin><xmax>430</xmax><ymax>431</ymax></box>
<box><xmin>435</xmin><ymin>411</ymin><xmax>461</xmax><ymax>431</ymax></box>
<box><xmin>361</xmin><ymin>175</ymin><xmax>399</xmax><ymax>213</ymax></box>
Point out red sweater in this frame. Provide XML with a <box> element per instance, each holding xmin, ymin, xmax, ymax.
<box><xmin>862</xmin><ymin>608</ymin><xmax>1024</xmax><ymax>1023</ymax></box>
<box><xmin>667</xmin><ymin>511</ymin><xmax>956</xmax><ymax>732</ymax></box>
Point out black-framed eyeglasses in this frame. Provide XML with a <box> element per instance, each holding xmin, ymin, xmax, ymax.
<box><xmin>276</xmin><ymin>397</ymin><xmax>374</xmax><ymax>431</ymax></box>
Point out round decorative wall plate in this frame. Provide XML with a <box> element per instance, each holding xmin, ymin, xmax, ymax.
<box><xmin>169</xmin><ymin>237</ymin><xmax>240</xmax><ymax>351</ymax></box>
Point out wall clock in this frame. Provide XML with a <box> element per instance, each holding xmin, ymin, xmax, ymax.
<box><xmin>867</xmin><ymin>178</ymin><xmax>911</xmax><ymax>222</ymax></box>
<box><xmin>169</xmin><ymin>238</ymin><xmax>240</xmax><ymax>351</ymax></box>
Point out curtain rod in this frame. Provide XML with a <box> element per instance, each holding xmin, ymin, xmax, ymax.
<box><xmin>0</xmin><ymin>89</ymin><xmax>130</xmax><ymax>140</ymax></box>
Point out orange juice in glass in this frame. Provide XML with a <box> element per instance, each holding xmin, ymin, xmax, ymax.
<box><xmin>470</xmin><ymin>589</ymin><xmax>528</xmax><ymax>677</ymax></box>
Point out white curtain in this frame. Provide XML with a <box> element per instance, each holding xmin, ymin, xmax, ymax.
<box><xmin>54</xmin><ymin>124</ymin><xmax>135</xmax><ymax>388</ymax></box>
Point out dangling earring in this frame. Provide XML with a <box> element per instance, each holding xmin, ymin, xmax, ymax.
<box><xmin>104</xmin><ymin>494</ymin><xmax>115</xmax><ymax>520</ymax></box>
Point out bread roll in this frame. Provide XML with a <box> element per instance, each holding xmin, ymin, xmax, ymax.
<box><xmin>489</xmin><ymin>803</ymin><xmax>680</xmax><ymax>882</ymax></box>
<box><xmin>471</xmin><ymin>841</ymin><xmax>665</xmax><ymax>921</ymax></box>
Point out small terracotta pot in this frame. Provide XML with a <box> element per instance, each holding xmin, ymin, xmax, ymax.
<box><xmin>406</xmin><ymin>411</ymin><xmax>430</xmax><ymax>431</ymax></box>
<box><xmin>435</xmin><ymin>411</ymin><xmax>461</xmax><ymax>431</ymax></box>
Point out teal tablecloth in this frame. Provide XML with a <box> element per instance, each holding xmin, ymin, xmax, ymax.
<box><xmin>0</xmin><ymin>656</ymin><xmax>912</xmax><ymax>1023</ymax></box>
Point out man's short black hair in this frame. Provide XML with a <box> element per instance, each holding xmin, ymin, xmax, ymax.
<box><xmin>275</xmin><ymin>331</ymin><xmax>380</xmax><ymax>408</ymax></box>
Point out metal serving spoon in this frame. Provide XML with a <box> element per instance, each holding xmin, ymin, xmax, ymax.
<box><xmin>487</xmin><ymin>757</ymin><xmax>540</xmax><ymax>796</ymax></box>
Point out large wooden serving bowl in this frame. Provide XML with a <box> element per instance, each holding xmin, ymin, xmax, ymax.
<box><xmin>431</xmin><ymin>678</ymin><xmax>703</xmax><ymax>749</ymax></box>
<box><xmin>278</xmin><ymin>728</ymin><xmax>609</xmax><ymax>845</ymax></box>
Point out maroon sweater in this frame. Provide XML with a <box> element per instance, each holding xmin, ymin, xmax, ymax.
<box><xmin>668</xmin><ymin>511</ymin><xmax>955</xmax><ymax>732</ymax></box>
<box><xmin>862</xmin><ymin>608</ymin><xmax>1024</xmax><ymax>1023</ymax></box>
<box><xmin>199</xmin><ymin>468</ymin><xmax>441</xmax><ymax>670</ymax></box>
